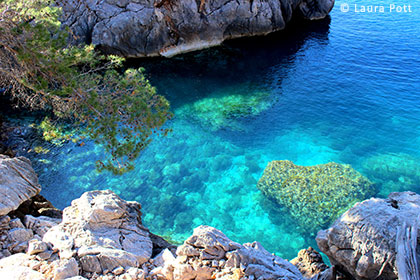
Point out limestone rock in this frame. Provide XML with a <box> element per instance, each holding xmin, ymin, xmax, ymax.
<box><xmin>23</xmin><ymin>215</ymin><xmax>61</xmax><ymax>238</ymax></box>
<box><xmin>27</xmin><ymin>240</ymin><xmax>48</xmax><ymax>255</ymax></box>
<box><xmin>0</xmin><ymin>266</ymin><xmax>45</xmax><ymax>280</ymax></box>
<box><xmin>59</xmin><ymin>0</ymin><xmax>334</xmax><ymax>58</ymax></box>
<box><xmin>7</xmin><ymin>228</ymin><xmax>33</xmax><ymax>243</ymax></box>
<box><xmin>0</xmin><ymin>253</ymin><xmax>45</xmax><ymax>279</ymax></box>
<box><xmin>316</xmin><ymin>191</ymin><xmax>420</xmax><ymax>280</ymax></box>
<box><xmin>43</xmin><ymin>190</ymin><xmax>153</xmax><ymax>273</ymax></box>
<box><xmin>0</xmin><ymin>155</ymin><xmax>41</xmax><ymax>216</ymax></box>
<box><xmin>257</xmin><ymin>160</ymin><xmax>375</xmax><ymax>232</ymax></box>
<box><xmin>170</xmin><ymin>225</ymin><xmax>303</xmax><ymax>280</ymax></box>
<box><xmin>53</xmin><ymin>258</ymin><xmax>80</xmax><ymax>279</ymax></box>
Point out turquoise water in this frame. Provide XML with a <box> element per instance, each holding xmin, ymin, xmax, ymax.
<box><xmin>20</xmin><ymin>0</ymin><xmax>420</xmax><ymax>259</ymax></box>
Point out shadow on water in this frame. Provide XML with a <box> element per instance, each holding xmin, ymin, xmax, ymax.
<box><xmin>126</xmin><ymin>16</ymin><xmax>332</xmax><ymax>106</ymax></box>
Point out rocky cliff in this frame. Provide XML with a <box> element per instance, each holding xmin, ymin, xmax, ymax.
<box><xmin>59</xmin><ymin>0</ymin><xmax>334</xmax><ymax>58</ymax></box>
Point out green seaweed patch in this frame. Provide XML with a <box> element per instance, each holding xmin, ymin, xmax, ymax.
<box><xmin>257</xmin><ymin>160</ymin><xmax>376</xmax><ymax>233</ymax></box>
<box><xmin>175</xmin><ymin>85</ymin><xmax>273</xmax><ymax>131</ymax></box>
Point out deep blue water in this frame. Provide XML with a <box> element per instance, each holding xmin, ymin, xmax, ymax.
<box><xmin>16</xmin><ymin>0</ymin><xmax>420</xmax><ymax>259</ymax></box>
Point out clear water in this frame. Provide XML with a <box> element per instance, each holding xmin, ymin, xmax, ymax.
<box><xmin>18</xmin><ymin>0</ymin><xmax>420</xmax><ymax>259</ymax></box>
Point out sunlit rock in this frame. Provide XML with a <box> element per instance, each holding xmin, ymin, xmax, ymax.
<box><xmin>316</xmin><ymin>191</ymin><xmax>420</xmax><ymax>280</ymax></box>
<box><xmin>43</xmin><ymin>190</ymin><xmax>153</xmax><ymax>273</ymax></box>
<box><xmin>0</xmin><ymin>155</ymin><xmax>41</xmax><ymax>216</ymax></box>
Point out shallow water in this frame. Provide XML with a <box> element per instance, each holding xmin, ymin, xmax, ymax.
<box><xmin>17</xmin><ymin>0</ymin><xmax>420</xmax><ymax>258</ymax></box>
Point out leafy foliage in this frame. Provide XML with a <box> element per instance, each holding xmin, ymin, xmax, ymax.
<box><xmin>0</xmin><ymin>0</ymin><xmax>172</xmax><ymax>174</ymax></box>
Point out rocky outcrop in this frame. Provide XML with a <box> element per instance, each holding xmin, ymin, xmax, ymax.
<box><xmin>316</xmin><ymin>191</ymin><xmax>420</xmax><ymax>280</ymax></box>
<box><xmin>257</xmin><ymin>160</ymin><xmax>375</xmax><ymax>232</ymax></box>
<box><xmin>0</xmin><ymin>189</ymin><xmax>315</xmax><ymax>280</ymax></box>
<box><xmin>147</xmin><ymin>225</ymin><xmax>305</xmax><ymax>280</ymax></box>
<box><xmin>0</xmin><ymin>155</ymin><xmax>41</xmax><ymax>216</ymax></box>
<box><xmin>59</xmin><ymin>0</ymin><xmax>334</xmax><ymax>58</ymax></box>
<box><xmin>0</xmin><ymin>214</ymin><xmax>60</xmax><ymax>258</ymax></box>
<box><xmin>43</xmin><ymin>190</ymin><xmax>154</xmax><ymax>274</ymax></box>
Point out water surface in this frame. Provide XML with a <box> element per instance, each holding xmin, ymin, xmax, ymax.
<box><xmin>21</xmin><ymin>0</ymin><xmax>420</xmax><ymax>259</ymax></box>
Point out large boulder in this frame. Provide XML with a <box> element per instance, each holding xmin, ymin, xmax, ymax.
<box><xmin>43</xmin><ymin>190</ymin><xmax>153</xmax><ymax>273</ymax></box>
<box><xmin>59</xmin><ymin>0</ymin><xmax>334</xmax><ymax>58</ymax></box>
<box><xmin>0</xmin><ymin>155</ymin><xmax>41</xmax><ymax>216</ymax></box>
<box><xmin>257</xmin><ymin>160</ymin><xmax>376</xmax><ymax>233</ymax></box>
<box><xmin>316</xmin><ymin>191</ymin><xmax>420</xmax><ymax>280</ymax></box>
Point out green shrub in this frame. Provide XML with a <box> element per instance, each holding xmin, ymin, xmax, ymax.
<box><xmin>0</xmin><ymin>0</ymin><xmax>172</xmax><ymax>174</ymax></box>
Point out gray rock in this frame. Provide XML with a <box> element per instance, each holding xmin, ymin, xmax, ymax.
<box><xmin>23</xmin><ymin>215</ymin><xmax>61</xmax><ymax>237</ymax></box>
<box><xmin>172</xmin><ymin>225</ymin><xmax>303</xmax><ymax>280</ymax></box>
<box><xmin>36</xmin><ymin>250</ymin><xmax>53</xmax><ymax>261</ymax></box>
<box><xmin>9</xmin><ymin>218</ymin><xmax>25</xmax><ymax>229</ymax></box>
<box><xmin>53</xmin><ymin>258</ymin><xmax>80</xmax><ymax>279</ymax></box>
<box><xmin>59</xmin><ymin>0</ymin><xmax>334</xmax><ymax>58</ymax></box>
<box><xmin>43</xmin><ymin>190</ymin><xmax>153</xmax><ymax>273</ymax></box>
<box><xmin>80</xmin><ymin>255</ymin><xmax>102</xmax><ymax>273</ymax></box>
<box><xmin>7</xmin><ymin>228</ymin><xmax>33</xmax><ymax>243</ymax></box>
<box><xmin>316</xmin><ymin>191</ymin><xmax>420</xmax><ymax>280</ymax></box>
<box><xmin>27</xmin><ymin>240</ymin><xmax>48</xmax><ymax>255</ymax></box>
<box><xmin>0</xmin><ymin>155</ymin><xmax>41</xmax><ymax>216</ymax></box>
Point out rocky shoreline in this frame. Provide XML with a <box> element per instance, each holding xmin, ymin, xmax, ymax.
<box><xmin>59</xmin><ymin>0</ymin><xmax>334</xmax><ymax>58</ymax></box>
<box><xmin>0</xmin><ymin>155</ymin><xmax>419</xmax><ymax>279</ymax></box>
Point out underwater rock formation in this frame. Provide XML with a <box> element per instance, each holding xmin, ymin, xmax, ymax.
<box><xmin>316</xmin><ymin>191</ymin><xmax>420</xmax><ymax>280</ymax></box>
<box><xmin>0</xmin><ymin>155</ymin><xmax>41</xmax><ymax>216</ymax></box>
<box><xmin>362</xmin><ymin>153</ymin><xmax>420</xmax><ymax>195</ymax></box>
<box><xmin>175</xmin><ymin>84</ymin><xmax>274</xmax><ymax>131</ymax></box>
<box><xmin>59</xmin><ymin>0</ymin><xmax>334</xmax><ymax>58</ymax></box>
<box><xmin>257</xmin><ymin>160</ymin><xmax>375</xmax><ymax>233</ymax></box>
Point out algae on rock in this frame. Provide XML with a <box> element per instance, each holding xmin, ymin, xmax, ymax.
<box><xmin>257</xmin><ymin>160</ymin><xmax>376</xmax><ymax>233</ymax></box>
<box><xmin>175</xmin><ymin>84</ymin><xmax>274</xmax><ymax>131</ymax></box>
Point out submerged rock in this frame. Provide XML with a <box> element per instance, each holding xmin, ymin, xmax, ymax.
<box><xmin>0</xmin><ymin>155</ymin><xmax>41</xmax><ymax>216</ymax></box>
<box><xmin>362</xmin><ymin>153</ymin><xmax>420</xmax><ymax>195</ymax></box>
<box><xmin>59</xmin><ymin>0</ymin><xmax>334</xmax><ymax>58</ymax></box>
<box><xmin>175</xmin><ymin>84</ymin><xmax>274</xmax><ymax>131</ymax></box>
<box><xmin>316</xmin><ymin>191</ymin><xmax>420</xmax><ymax>280</ymax></box>
<box><xmin>257</xmin><ymin>160</ymin><xmax>375</xmax><ymax>232</ymax></box>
